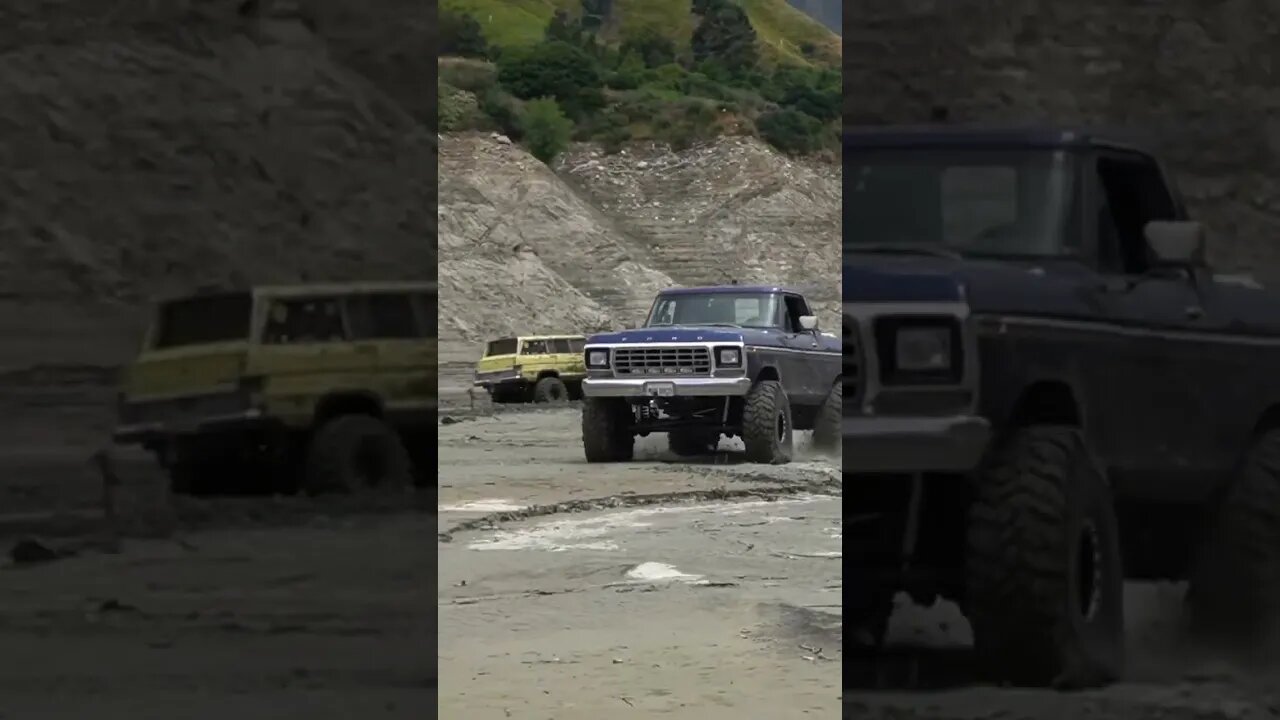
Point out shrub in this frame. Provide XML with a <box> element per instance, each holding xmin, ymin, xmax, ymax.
<box><xmin>439</xmin><ymin>82</ymin><xmax>481</xmax><ymax>131</ymax></box>
<box><xmin>620</xmin><ymin>29</ymin><xmax>677</xmax><ymax>68</ymax></box>
<box><xmin>756</xmin><ymin>108</ymin><xmax>825</xmax><ymax>155</ymax></box>
<box><xmin>438</xmin><ymin>59</ymin><xmax>497</xmax><ymax>95</ymax></box>
<box><xmin>521</xmin><ymin>98</ymin><xmax>574</xmax><ymax>163</ymax></box>
<box><xmin>608</xmin><ymin>50</ymin><xmax>646</xmax><ymax>90</ymax></box>
<box><xmin>480</xmin><ymin>87</ymin><xmax>524</xmax><ymax>140</ymax></box>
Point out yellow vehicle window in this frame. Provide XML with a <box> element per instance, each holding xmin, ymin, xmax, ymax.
<box><xmin>550</xmin><ymin>338</ymin><xmax>572</xmax><ymax>353</ymax></box>
<box><xmin>154</xmin><ymin>292</ymin><xmax>252</xmax><ymax>348</ymax></box>
<box><xmin>263</xmin><ymin>297</ymin><xmax>346</xmax><ymax>344</ymax></box>
<box><xmin>568</xmin><ymin>338</ymin><xmax>585</xmax><ymax>353</ymax></box>
<box><xmin>486</xmin><ymin>338</ymin><xmax>517</xmax><ymax>356</ymax></box>
<box><xmin>347</xmin><ymin>293</ymin><xmax>419</xmax><ymax>340</ymax></box>
<box><xmin>522</xmin><ymin>340</ymin><xmax>548</xmax><ymax>355</ymax></box>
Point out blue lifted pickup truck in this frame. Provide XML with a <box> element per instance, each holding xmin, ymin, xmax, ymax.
<box><xmin>580</xmin><ymin>285</ymin><xmax>841</xmax><ymax>464</ymax></box>
<box><xmin>845</xmin><ymin>125</ymin><xmax>1280</xmax><ymax>688</ymax></box>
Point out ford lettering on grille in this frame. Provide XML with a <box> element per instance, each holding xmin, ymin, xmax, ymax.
<box><xmin>613</xmin><ymin>347</ymin><xmax>712</xmax><ymax>377</ymax></box>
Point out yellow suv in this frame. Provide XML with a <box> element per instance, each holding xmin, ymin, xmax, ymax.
<box><xmin>474</xmin><ymin>335</ymin><xmax>586</xmax><ymax>403</ymax></box>
<box><xmin>113</xmin><ymin>282</ymin><xmax>435</xmax><ymax>495</ymax></box>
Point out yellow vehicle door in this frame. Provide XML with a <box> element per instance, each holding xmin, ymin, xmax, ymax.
<box><xmin>344</xmin><ymin>292</ymin><xmax>435</xmax><ymax>417</ymax></box>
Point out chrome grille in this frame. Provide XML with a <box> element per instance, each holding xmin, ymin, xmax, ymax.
<box><xmin>843</xmin><ymin>314</ymin><xmax>864</xmax><ymax>412</ymax></box>
<box><xmin>613</xmin><ymin>346</ymin><xmax>712</xmax><ymax>376</ymax></box>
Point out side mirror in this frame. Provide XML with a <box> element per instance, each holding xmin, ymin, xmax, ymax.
<box><xmin>1144</xmin><ymin>220</ymin><xmax>1206</xmax><ymax>267</ymax></box>
<box><xmin>799</xmin><ymin>315</ymin><xmax>819</xmax><ymax>331</ymax></box>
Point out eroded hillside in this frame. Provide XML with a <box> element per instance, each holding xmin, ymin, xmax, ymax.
<box><xmin>0</xmin><ymin>0</ymin><xmax>433</xmax><ymax>369</ymax></box>
<box><xmin>438</xmin><ymin>132</ymin><xmax>840</xmax><ymax>345</ymax></box>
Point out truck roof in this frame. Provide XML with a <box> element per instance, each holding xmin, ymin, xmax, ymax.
<box><xmin>843</xmin><ymin>125</ymin><xmax>1153</xmax><ymax>154</ymax></box>
<box><xmin>658</xmin><ymin>285</ymin><xmax>804</xmax><ymax>296</ymax></box>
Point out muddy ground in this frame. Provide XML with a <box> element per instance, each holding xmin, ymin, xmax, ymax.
<box><xmin>0</xmin><ymin>370</ymin><xmax>432</xmax><ymax>718</ymax></box>
<box><xmin>436</xmin><ymin>402</ymin><xmax>843</xmax><ymax>719</ymax></box>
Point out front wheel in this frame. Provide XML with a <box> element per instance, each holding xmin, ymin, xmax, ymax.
<box><xmin>582</xmin><ymin>398</ymin><xmax>634</xmax><ymax>462</ymax></box>
<box><xmin>742</xmin><ymin>380</ymin><xmax>794</xmax><ymax>464</ymax></box>
<box><xmin>965</xmin><ymin>426</ymin><xmax>1123</xmax><ymax>689</ymax></box>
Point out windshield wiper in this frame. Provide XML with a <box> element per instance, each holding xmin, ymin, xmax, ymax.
<box><xmin>846</xmin><ymin>244</ymin><xmax>963</xmax><ymax>260</ymax></box>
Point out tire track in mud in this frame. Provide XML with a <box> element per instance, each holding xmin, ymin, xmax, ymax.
<box><xmin>438</xmin><ymin>475</ymin><xmax>844</xmax><ymax>542</ymax></box>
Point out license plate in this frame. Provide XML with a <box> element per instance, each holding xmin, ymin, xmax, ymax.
<box><xmin>644</xmin><ymin>382</ymin><xmax>675</xmax><ymax>397</ymax></box>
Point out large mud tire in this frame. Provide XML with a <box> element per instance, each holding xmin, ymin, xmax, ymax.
<box><xmin>668</xmin><ymin>430</ymin><xmax>720</xmax><ymax>457</ymax></box>
<box><xmin>1188</xmin><ymin>428</ymin><xmax>1280</xmax><ymax>652</ymax></box>
<box><xmin>742</xmin><ymin>380</ymin><xmax>794</xmax><ymax>464</ymax></box>
<box><xmin>533</xmin><ymin>376</ymin><xmax>567</xmax><ymax>403</ymax></box>
<box><xmin>582</xmin><ymin>398</ymin><xmax>634</xmax><ymax>462</ymax></box>
<box><xmin>965</xmin><ymin>426</ymin><xmax>1123</xmax><ymax>689</ymax></box>
<box><xmin>811</xmin><ymin>382</ymin><xmax>841</xmax><ymax>454</ymax></box>
<box><xmin>304</xmin><ymin>414</ymin><xmax>413</xmax><ymax>495</ymax></box>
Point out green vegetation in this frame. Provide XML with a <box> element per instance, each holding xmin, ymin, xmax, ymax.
<box><xmin>438</xmin><ymin>0</ymin><xmax>840</xmax><ymax>163</ymax></box>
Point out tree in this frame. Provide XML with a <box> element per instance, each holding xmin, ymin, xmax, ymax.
<box><xmin>580</xmin><ymin>0</ymin><xmax>611</xmax><ymax>31</ymax></box>
<box><xmin>691</xmin><ymin>2</ymin><xmax>758</xmax><ymax>74</ymax></box>
<box><xmin>620</xmin><ymin>29</ymin><xmax>676</xmax><ymax>68</ymax></box>
<box><xmin>496</xmin><ymin>40</ymin><xmax>605</xmax><ymax>119</ymax></box>
<box><xmin>546</xmin><ymin>10</ymin><xmax>583</xmax><ymax>45</ymax></box>
<box><xmin>439</xmin><ymin>10</ymin><xmax>488</xmax><ymax>59</ymax></box>
<box><xmin>521</xmin><ymin>98</ymin><xmax>574</xmax><ymax>163</ymax></box>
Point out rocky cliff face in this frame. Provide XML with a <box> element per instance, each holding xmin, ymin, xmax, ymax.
<box><xmin>845</xmin><ymin>0</ymin><xmax>1280</xmax><ymax>279</ymax></box>
<box><xmin>0</xmin><ymin>1</ymin><xmax>433</xmax><ymax>368</ymax></box>
<box><xmin>438</xmin><ymin>134</ymin><xmax>841</xmax><ymax>343</ymax></box>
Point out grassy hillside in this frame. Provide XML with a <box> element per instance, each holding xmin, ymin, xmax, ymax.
<box><xmin>440</xmin><ymin>0</ymin><xmax>579</xmax><ymax>47</ymax></box>
<box><xmin>444</xmin><ymin>0</ymin><xmax>838</xmax><ymax>68</ymax></box>
<box><xmin>439</xmin><ymin>0</ymin><xmax>840</xmax><ymax>160</ymax></box>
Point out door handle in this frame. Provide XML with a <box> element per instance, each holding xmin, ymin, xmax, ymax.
<box><xmin>1185</xmin><ymin>305</ymin><xmax>1204</xmax><ymax>320</ymax></box>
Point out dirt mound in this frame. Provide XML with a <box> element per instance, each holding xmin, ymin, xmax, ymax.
<box><xmin>0</xmin><ymin>1</ymin><xmax>432</xmax><ymax>322</ymax></box>
<box><xmin>438</xmin><ymin>133</ymin><xmax>840</xmax><ymax>343</ymax></box>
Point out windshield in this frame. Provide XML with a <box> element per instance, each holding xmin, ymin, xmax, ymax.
<box><xmin>844</xmin><ymin>148</ymin><xmax>1080</xmax><ymax>258</ymax></box>
<box><xmin>646</xmin><ymin>292</ymin><xmax>779</xmax><ymax>328</ymax></box>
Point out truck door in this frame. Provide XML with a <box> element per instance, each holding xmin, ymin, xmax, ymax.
<box><xmin>1088</xmin><ymin>150</ymin><xmax>1210</xmax><ymax>491</ymax></box>
<box><xmin>779</xmin><ymin>293</ymin><xmax>825</xmax><ymax>406</ymax></box>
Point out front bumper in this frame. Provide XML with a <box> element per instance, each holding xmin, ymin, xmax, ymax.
<box><xmin>582</xmin><ymin>376</ymin><xmax>751</xmax><ymax>398</ymax></box>
<box><xmin>843</xmin><ymin>415</ymin><xmax>991</xmax><ymax>473</ymax></box>
<box><xmin>112</xmin><ymin>409</ymin><xmax>273</xmax><ymax>445</ymax></box>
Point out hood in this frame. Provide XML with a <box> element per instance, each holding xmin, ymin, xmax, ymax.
<box><xmin>842</xmin><ymin>253</ymin><xmax>1102</xmax><ymax>317</ymax></box>
<box><xmin>586</xmin><ymin>326</ymin><xmax>744</xmax><ymax>345</ymax></box>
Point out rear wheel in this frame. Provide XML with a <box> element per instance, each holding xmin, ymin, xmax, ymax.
<box><xmin>1187</xmin><ymin>428</ymin><xmax>1280</xmax><ymax>653</ymax></box>
<box><xmin>742</xmin><ymin>380</ymin><xmax>794</xmax><ymax>464</ymax></box>
<box><xmin>812</xmin><ymin>382</ymin><xmax>841</xmax><ymax>454</ymax></box>
<box><xmin>304</xmin><ymin>414</ymin><xmax>413</xmax><ymax>495</ymax></box>
<box><xmin>534</xmin><ymin>376</ymin><xmax>567</xmax><ymax>403</ymax></box>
